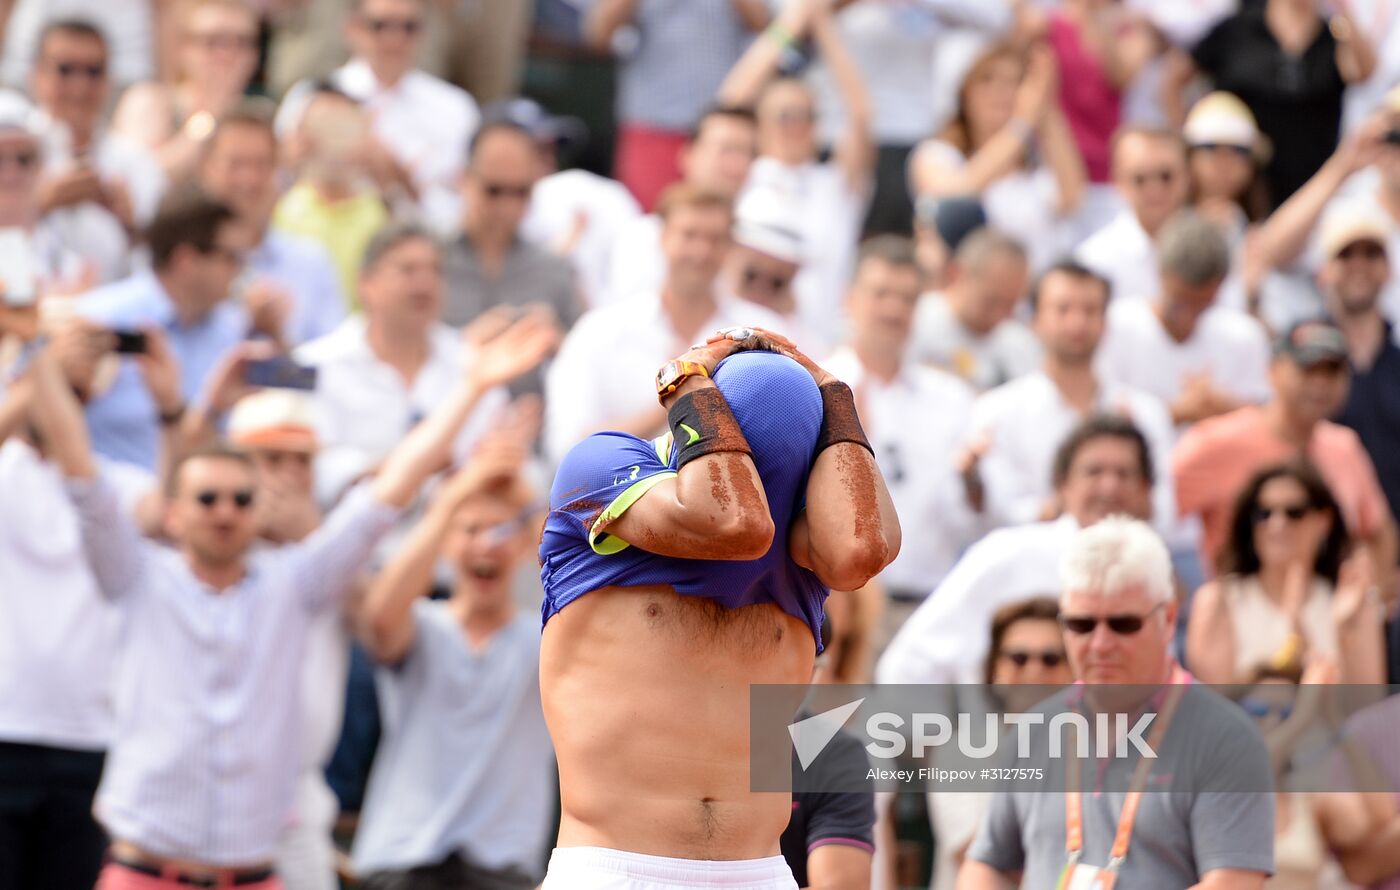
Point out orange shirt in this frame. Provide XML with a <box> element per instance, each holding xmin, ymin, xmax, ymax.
<box><xmin>1172</xmin><ymin>406</ymin><xmax>1391</xmax><ymax>570</ymax></box>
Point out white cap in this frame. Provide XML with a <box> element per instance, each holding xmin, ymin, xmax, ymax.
<box><xmin>732</xmin><ymin>187</ymin><xmax>804</xmax><ymax>265</ymax></box>
<box><xmin>0</xmin><ymin>91</ymin><xmax>43</xmax><ymax>143</ymax></box>
<box><xmin>227</xmin><ymin>390</ymin><xmax>319</xmax><ymax>453</ymax></box>
<box><xmin>1319</xmin><ymin>202</ymin><xmax>1392</xmax><ymax>259</ymax></box>
<box><xmin>1183</xmin><ymin>92</ymin><xmax>1260</xmax><ymax>151</ymax></box>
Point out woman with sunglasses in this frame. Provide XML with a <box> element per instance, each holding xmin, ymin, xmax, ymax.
<box><xmin>1187</xmin><ymin>461</ymin><xmax>1387</xmax><ymax>685</ymax></box>
<box><xmin>910</xmin><ymin>42</ymin><xmax>1084</xmax><ymax>275</ymax></box>
<box><xmin>112</xmin><ymin>0</ymin><xmax>260</xmax><ymax>181</ymax></box>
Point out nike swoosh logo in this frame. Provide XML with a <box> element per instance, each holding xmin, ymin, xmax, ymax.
<box><xmin>679</xmin><ymin>423</ymin><xmax>700</xmax><ymax>445</ymax></box>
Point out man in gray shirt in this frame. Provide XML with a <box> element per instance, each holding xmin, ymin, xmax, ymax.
<box><xmin>352</xmin><ymin>403</ymin><xmax>553</xmax><ymax>890</ymax></box>
<box><xmin>960</xmin><ymin>518</ymin><xmax>1274</xmax><ymax>890</ymax></box>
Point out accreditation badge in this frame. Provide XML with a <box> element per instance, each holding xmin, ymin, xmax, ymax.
<box><xmin>1059</xmin><ymin>862</ymin><xmax>1118</xmax><ymax>890</ymax></box>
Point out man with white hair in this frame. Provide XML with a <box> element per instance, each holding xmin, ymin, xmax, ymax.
<box><xmin>959</xmin><ymin>517</ymin><xmax>1275</xmax><ymax>890</ymax></box>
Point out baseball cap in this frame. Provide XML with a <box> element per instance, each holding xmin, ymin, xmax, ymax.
<box><xmin>733</xmin><ymin>187</ymin><xmax>804</xmax><ymax>264</ymax></box>
<box><xmin>484</xmin><ymin>97</ymin><xmax>587</xmax><ymax>150</ymax></box>
<box><xmin>914</xmin><ymin>195</ymin><xmax>987</xmax><ymax>252</ymax></box>
<box><xmin>227</xmin><ymin>390</ymin><xmax>319</xmax><ymax>453</ymax></box>
<box><xmin>1318</xmin><ymin>204</ymin><xmax>1391</xmax><ymax>260</ymax></box>
<box><xmin>1184</xmin><ymin>92</ymin><xmax>1260</xmax><ymax>151</ymax></box>
<box><xmin>1275</xmin><ymin>320</ymin><xmax>1348</xmax><ymax>367</ymax></box>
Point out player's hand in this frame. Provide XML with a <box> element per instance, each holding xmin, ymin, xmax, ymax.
<box><xmin>738</xmin><ymin>327</ymin><xmax>839</xmax><ymax>387</ymax></box>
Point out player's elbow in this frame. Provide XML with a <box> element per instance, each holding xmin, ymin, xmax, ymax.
<box><xmin>817</xmin><ymin>538</ymin><xmax>892</xmax><ymax>592</ymax></box>
<box><xmin>714</xmin><ymin>509</ymin><xmax>776</xmax><ymax>561</ymax></box>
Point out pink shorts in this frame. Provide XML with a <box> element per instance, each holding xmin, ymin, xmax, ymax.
<box><xmin>95</xmin><ymin>862</ymin><xmax>285</xmax><ymax>890</ymax></box>
<box><xmin>614</xmin><ymin>123</ymin><xmax>687</xmax><ymax>213</ymax></box>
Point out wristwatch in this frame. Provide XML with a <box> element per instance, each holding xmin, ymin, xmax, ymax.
<box><xmin>655</xmin><ymin>360</ymin><xmax>709</xmax><ymax>402</ymax></box>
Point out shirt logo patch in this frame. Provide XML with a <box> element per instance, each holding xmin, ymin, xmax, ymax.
<box><xmin>612</xmin><ymin>465</ymin><xmax>641</xmax><ymax>486</ymax></box>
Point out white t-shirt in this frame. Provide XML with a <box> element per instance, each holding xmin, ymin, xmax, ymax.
<box><xmin>603</xmin><ymin>214</ymin><xmax>665</xmax><ymax>308</ymax></box>
<box><xmin>910</xmin><ymin>139</ymin><xmax>1070</xmax><ymax>273</ymax></box>
<box><xmin>1075</xmin><ymin>210</ymin><xmax>1158</xmax><ymax>304</ymax></box>
<box><xmin>521</xmin><ymin>169</ymin><xmax>642</xmax><ymax>310</ymax></box>
<box><xmin>911</xmin><ymin>291</ymin><xmax>1042</xmax><ymax>393</ymax></box>
<box><xmin>1340</xmin><ymin>0</ymin><xmax>1400</xmax><ymax>133</ymax></box>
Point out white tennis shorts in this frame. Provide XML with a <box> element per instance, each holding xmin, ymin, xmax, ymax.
<box><xmin>541</xmin><ymin>846</ymin><xmax>799</xmax><ymax>889</ymax></box>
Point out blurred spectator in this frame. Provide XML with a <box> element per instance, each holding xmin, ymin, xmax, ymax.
<box><xmin>822</xmin><ymin>235</ymin><xmax>980</xmax><ymax>641</ymax></box>
<box><xmin>0</xmin><ymin>314</ymin><xmax>159</xmax><ymax>890</ymax></box>
<box><xmin>960</xmin><ymin>518</ymin><xmax>1274</xmax><ymax>890</ymax></box>
<box><xmin>545</xmin><ymin>184</ymin><xmax>784</xmax><ymax>462</ymax></box>
<box><xmin>722</xmin><ymin>186</ymin><xmax>821</xmax><ymax>352</ymax></box>
<box><xmin>969</xmin><ymin>261</ymin><xmax>1176</xmax><ymax>532</ymax></box>
<box><xmin>0</xmin><ymin>91</ymin><xmax>88</xmax><ymax>294</ymax></box>
<box><xmin>29</xmin><ymin>311</ymin><xmax>507</xmax><ymax>890</ymax></box>
<box><xmin>584</xmin><ymin>0</ymin><xmax>769</xmax><ymax>211</ymax></box>
<box><xmin>1188</xmin><ymin>461</ymin><xmax>1387</xmax><ymax>685</ymax></box>
<box><xmin>111</xmin><ymin>0</ymin><xmax>259</xmax><ymax>182</ymax></box>
<box><xmin>1075</xmin><ymin>127</ymin><xmax>1189</xmax><ymax>304</ymax></box>
<box><xmin>1339</xmin><ymin>0</ymin><xmax>1400</xmax><ymax>134</ymax></box>
<box><xmin>719</xmin><ymin>0</ymin><xmax>874</xmax><ymax>347</ymax></box>
<box><xmin>274</xmin><ymin>84</ymin><xmax>389</xmax><ymax>304</ymax></box>
<box><xmin>911</xmin><ymin>227</ymin><xmax>1037</xmax><ymax>393</ymax></box>
<box><xmin>805</xmin><ymin>0</ymin><xmax>1012</xmax><ymax>236</ymax></box>
<box><xmin>442</xmin><ymin>122</ymin><xmax>580</xmax><ymax>331</ymax></box>
<box><xmin>1324</xmin><ymin>213</ymin><xmax>1400</xmax><ymax>526</ymax></box>
<box><xmin>1</xmin><ymin>1</ymin><xmax>155</xmax><ymax>89</ymax></box>
<box><xmin>1173</xmin><ymin>319</ymin><xmax>1398</xmax><ymax>588</ymax></box>
<box><xmin>878</xmin><ymin>414</ymin><xmax>1155</xmax><ymax>687</ymax></box>
<box><xmin>413</xmin><ymin>0</ymin><xmax>533</xmax><ymax>105</ymax></box>
<box><xmin>198</xmin><ymin>105</ymin><xmax>347</xmax><ymax>347</ymax></box>
<box><xmin>1184</xmin><ymin>92</ymin><xmax>1271</xmax><ymax>233</ymax></box>
<box><xmin>322</xmin><ymin>0</ymin><xmax>480</xmax><ymax>231</ymax></box>
<box><xmin>353</xmin><ymin>404</ymin><xmax>553</xmax><ymax>890</ymax></box>
<box><xmin>30</xmin><ymin>19</ymin><xmax>166</xmax><ymax>284</ymax></box>
<box><xmin>1166</xmin><ymin>0</ymin><xmax>1375</xmax><ymax>209</ymax></box>
<box><xmin>509</xmin><ymin>98</ymin><xmax>643</xmax><ymax>309</ymax></box>
<box><xmin>909</xmin><ymin>41</ymin><xmax>1085</xmax><ymax>275</ymax></box>
<box><xmin>910</xmin><ymin>194</ymin><xmax>986</xmax><ymax>293</ymax></box>
<box><xmin>1098</xmin><ymin>210</ymin><xmax>1271</xmax><ymax>430</ymax></box>
<box><xmin>604</xmin><ymin>106</ymin><xmax>756</xmax><ymax>305</ymax></box>
<box><xmin>76</xmin><ymin>190</ymin><xmax>254</xmax><ymax>471</ymax></box>
<box><xmin>1324</xmin><ymin>694</ymin><xmax>1400</xmax><ymax>887</ymax></box>
<box><xmin>295</xmin><ymin>223</ymin><xmax>555</xmax><ymax>506</ymax></box>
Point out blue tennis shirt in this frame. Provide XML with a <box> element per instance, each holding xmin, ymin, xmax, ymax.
<box><xmin>539</xmin><ymin>351</ymin><xmax>829</xmax><ymax>647</ymax></box>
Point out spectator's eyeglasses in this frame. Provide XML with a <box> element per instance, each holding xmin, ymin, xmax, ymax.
<box><xmin>742</xmin><ymin>266</ymin><xmax>792</xmax><ymax>292</ymax></box>
<box><xmin>482</xmin><ymin>181</ymin><xmax>532</xmax><ymax>200</ymax></box>
<box><xmin>1060</xmin><ymin>604</ymin><xmax>1163</xmax><ymax>636</ymax></box>
<box><xmin>189</xmin><ymin>31</ymin><xmax>257</xmax><ymax>51</ymax></box>
<box><xmin>773</xmin><ymin>108</ymin><xmax>816</xmax><ymax>126</ymax></box>
<box><xmin>1251</xmin><ymin>502</ymin><xmax>1310</xmax><ymax>523</ymax></box>
<box><xmin>0</xmin><ymin>150</ymin><xmax>38</xmax><ymax>170</ymax></box>
<box><xmin>1129</xmin><ymin>168</ymin><xmax>1177</xmax><ymax>188</ymax></box>
<box><xmin>363</xmin><ymin>16</ymin><xmax>422</xmax><ymax>36</ymax></box>
<box><xmin>1193</xmin><ymin>143</ymin><xmax>1252</xmax><ymax>159</ymax></box>
<box><xmin>49</xmin><ymin>61</ymin><xmax>106</xmax><ymax>80</ymax></box>
<box><xmin>194</xmin><ymin>489</ymin><xmax>256</xmax><ymax>510</ymax></box>
<box><xmin>999</xmin><ymin>649</ymin><xmax>1066</xmax><ymax>668</ymax></box>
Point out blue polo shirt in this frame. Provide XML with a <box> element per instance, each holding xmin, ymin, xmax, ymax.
<box><xmin>247</xmin><ymin>231</ymin><xmax>347</xmax><ymax>346</ymax></box>
<box><xmin>78</xmin><ymin>272</ymin><xmax>251</xmax><ymax>470</ymax></box>
<box><xmin>1335</xmin><ymin>322</ymin><xmax>1400</xmax><ymax>526</ymax></box>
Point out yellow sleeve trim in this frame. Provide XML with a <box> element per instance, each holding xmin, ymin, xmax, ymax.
<box><xmin>587</xmin><ymin>471</ymin><xmax>678</xmax><ymax>555</ymax></box>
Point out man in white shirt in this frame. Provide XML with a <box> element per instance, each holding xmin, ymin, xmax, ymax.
<box><xmin>821</xmin><ymin>236</ymin><xmax>980</xmax><ymax>629</ymax></box>
<box><xmin>545</xmin><ymin>183</ymin><xmax>785</xmax><ymax>463</ymax></box>
<box><xmin>722</xmin><ymin>184</ymin><xmax>826</xmax><ymax>355</ymax></box>
<box><xmin>877</xmin><ymin>413</ymin><xmax>1155</xmax><ymax>686</ymax></box>
<box><xmin>604</xmin><ymin>107</ymin><xmax>758</xmax><ymax>305</ymax></box>
<box><xmin>971</xmin><ymin>261</ymin><xmax>1176</xmax><ymax>532</ymax></box>
<box><xmin>1099</xmin><ymin>210</ymin><xmax>1272</xmax><ymax>429</ymax></box>
<box><xmin>29</xmin><ymin>19</ymin><xmax>165</xmax><ymax>284</ymax></box>
<box><xmin>911</xmin><ymin>227</ymin><xmax>1038</xmax><ymax>393</ymax></box>
<box><xmin>296</xmin><ymin>222</ymin><xmax>556</xmax><ymax>506</ymax></box>
<box><xmin>332</xmin><ymin>0</ymin><xmax>480</xmax><ymax>233</ymax></box>
<box><xmin>1075</xmin><ymin>127</ymin><xmax>1190</xmax><ymax>304</ymax></box>
<box><xmin>31</xmin><ymin>298</ymin><xmax>554</xmax><ymax>890</ymax></box>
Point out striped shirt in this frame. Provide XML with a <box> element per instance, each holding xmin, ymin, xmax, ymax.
<box><xmin>66</xmin><ymin>474</ymin><xmax>399</xmax><ymax>865</ymax></box>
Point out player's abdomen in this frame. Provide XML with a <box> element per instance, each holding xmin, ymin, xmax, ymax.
<box><xmin>541</xmin><ymin>585</ymin><xmax>814</xmax><ymax>860</ymax></box>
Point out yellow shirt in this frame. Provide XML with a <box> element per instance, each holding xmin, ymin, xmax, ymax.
<box><xmin>272</xmin><ymin>183</ymin><xmax>388</xmax><ymax>309</ymax></box>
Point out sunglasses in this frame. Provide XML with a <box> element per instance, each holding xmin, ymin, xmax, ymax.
<box><xmin>482</xmin><ymin>181</ymin><xmax>531</xmax><ymax>200</ymax></box>
<box><xmin>194</xmin><ymin>489</ymin><xmax>256</xmax><ymax>509</ymax></box>
<box><xmin>1129</xmin><ymin>168</ymin><xmax>1177</xmax><ymax>188</ymax></box>
<box><xmin>774</xmin><ymin>108</ymin><xmax>816</xmax><ymax>126</ymax></box>
<box><xmin>363</xmin><ymin>16</ymin><xmax>422</xmax><ymax>35</ymax></box>
<box><xmin>741</xmin><ymin>266</ymin><xmax>792</xmax><ymax>292</ymax></box>
<box><xmin>0</xmin><ymin>150</ymin><xmax>37</xmax><ymax>170</ymax></box>
<box><xmin>1060</xmin><ymin>604</ymin><xmax>1163</xmax><ymax>636</ymax></box>
<box><xmin>1252</xmin><ymin>502</ymin><xmax>1311</xmax><ymax>523</ymax></box>
<box><xmin>999</xmin><ymin>649</ymin><xmax>1065</xmax><ymax>668</ymax></box>
<box><xmin>1193</xmin><ymin>143</ymin><xmax>1253</xmax><ymax>159</ymax></box>
<box><xmin>188</xmin><ymin>32</ymin><xmax>257</xmax><ymax>51</ymax></box>
<box><xmin>50</xmin><ymin>61</ymin><xmax>106</xmax><ymax>80</ymax></box>
<box><xmin>1337</xmin><ymin>242</ymin><xmax>1386</xmax><ymax>261</ymax></box>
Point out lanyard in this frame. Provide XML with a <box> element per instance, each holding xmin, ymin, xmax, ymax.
<box><xmin>1060</xmin><ymin>666</ymin><xmax>1191</xmax><ymax>881</ymax></box>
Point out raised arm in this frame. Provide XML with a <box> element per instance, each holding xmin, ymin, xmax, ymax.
<box><xmin>812</xmin><ymin>2</ymin><xmax>874</xmax><ymax>189</ymax></box>
<box><xmin>584</xmin><ymin>0</ymin><xmax>641</xmax><ymax>51</ymax></box>
<box><xmin>717</xmin><ymin>1</ymin><xmax>812</xmax><ymax>109</ymax></box>
<box><xmin>358</xmin><ymin>400</ymin><xmax>537</xmax><ymax>664</ymax></box>
<box><xmin>1331</xmin><ymin>10</ymin><xmax>1376</xmax><ymax>84</ymax></box>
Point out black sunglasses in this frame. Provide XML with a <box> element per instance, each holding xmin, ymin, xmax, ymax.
<box><xmin>364</xmin><ymin>16</ymin><xmax>422</xmax><ymax>35</ymax></box>
<box><xmin>1130</xmin><ymin>168</ymin><xmax>1177</xmax><ymax>188</ymax></box>
<box><xmin>482</xmin><ymin>181</ymin><xmax>531</xmax><ymax>200</ymax></box>
<box><xmin>195</xmin><ymin>489</ymin><xmax>256</xmax><ymax>510</ymax></box>
<box><xmin>1252</xmin><ymin>503</ymin><xmax>1311</xmax><ymax>523</ymax></box>
<box><xmin>51</xmin><ymin>61</ymin><xmax>105</xmax><ymax>80</ymax></box>
<box><xmin>999</xmin><ymin>649</ymin><xmax>1065</xmax><ymax>668</ymax></box>
<box><xmin>1060</xmin><ymin>604</ymin><xmax>1163</xmax><ymax>636</ymax></box>
<box><xmin>742</xmin><ymin>266</ymin><xmax>792</xmax><ymax>292</ymax></box>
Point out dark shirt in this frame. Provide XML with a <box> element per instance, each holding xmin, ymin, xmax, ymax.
<box><xmin>782</xmin><ymin>727</ymin><xmax>876</xmax><ymax>887</ymax></box>
<box><xmin>1192</xmin><ymin>8</ymin><xmax>1345</xmax><ymax>207</ymax></box>
<box><xmin>1334</xmin><ymin>323</ymin><xmax>1400</xmax><ymax>534</ymax></box>
<box><xmin>440</xmin><ymin>235</ymin><xmax>581</xmax><ymax>330</ymax></box>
